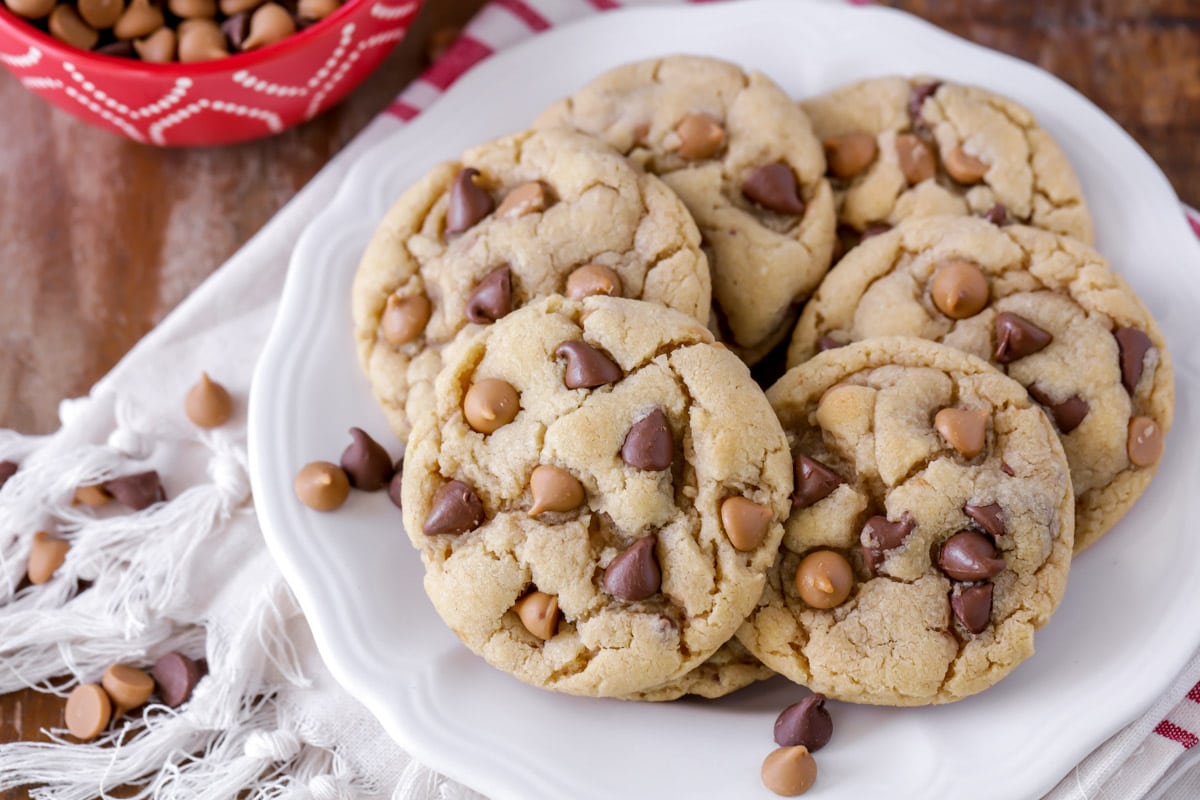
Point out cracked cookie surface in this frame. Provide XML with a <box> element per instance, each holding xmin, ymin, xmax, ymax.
<box><xmin>627</xmin><ymin>639</ymin><xmax>773</xmax><ymax>702</ymax></box>
<box><xmin>738</xmin><ymin>337</ymin><xmax>1074</xmax><ymax>706</ymax></box>
<box><xmin>401</xmin><ymin>295</ymin><xmax>792</xmax><ymax>697</ymax></box>
<box><xmin>802</xmin><ymin>76</ymin><xmax>1092</xmax><ymax>251</ymax></box>
<box><xmin>789</xmin><ymin>215</ymin><xmax>1174</xmax><ymax>550</ymax></box>
<box><xmin>535</xmin><ymin>55</ymin><xmax>836</xmax><ymax>364</ymax></box>
<box><xmin>352</xmin><ymin>127</ymin><xmax>712</xmax><ymax>441</ymax></box>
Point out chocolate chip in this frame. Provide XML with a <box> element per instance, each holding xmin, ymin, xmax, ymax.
<box><xmin>823</xmin><ymin>132</ymin><xmax>878</xmax><ymax>179</ymax></box>
<box><xmin>793</xmin><ymin>454</ymin><xmax>843</xmax><ymax>509</ymax></box>
<box><xmin>743</xmin><ymin>163</ymin><xmax>806</xmax><ymax>215</ymax></box>
<box><xmin>1127</xmin><ymin>416</ymin><xmax>1164</xmax><ymax>467</ymax></box>
<box><xmin>950</xmin><ymin>582</ymin><xmax>993</xmax><ymax>634</ymax></box>
<box><xmin>938</xmin><ymin>531</ymin><xmax>1006</xmax><ymax>581</ymax></box>
<box><xmin>339</xmin><ymin>427</ymin><xmax>393</xmax><ymax>491</ymax></box>
<box><xmin>994</xmin><ymin>312</ymin><xmax>1052</xmax><ymax>363</ymax></box>
<box><xmin>1114</xmin><ymin>327</ymin><xmax>1153</xmax><ymax>394</ymax></box>
<box><xmin>774</xmin><ymin>694</ymin><xmax>833</xmax><ymax>751</ymax></box>
<box><xmin>465</xmin><ymin>266</ymin><xmax>512</xmax><ymax>324</ymax></box>
<box><xmin>221</xmin><ymin>11</ymin><xmax>250</xmax><ymax>50</ymax></box>
<box><xmin>895</xmin><ymin>133</ymin><xmax>936</xmax><ymax>185</ymax></box>
<box><xmin>1001</xmin><ymin>462</ymin><xmax>1015</xmax><ymax>477</ymax></box>
<box><xmin>963</xmin><ymin>502</ymin><xmax>1006</xmax><ymax>537</ymax></box>
<box><xmin>555</xmin><ymin>340</ymin><xmax>622</xmax><ymax>389</ymax></box>
<box><xmin>423</xmin><ymin>480</ymin><xmax>484</xmax><ymax>536</ymax></box>
<box><xmin>815</xmin><ymin>335</ymin><xmax>846</xmax><ymax>353</ymax></box>
<box><xmin>0</xmin><ymin>461</ymin><xmax>17</xmax><ymax>490</ymax></box>
<box><xmin>153</xmin><ymin>652</ymin><xmax>203</xmax><ymax>708</ymax></box>
<box><xmin>934</xmin><ymin>407</ymin><xmax>989</xmax><ymax>458</ymax></box>
<box><xmin>96</xmin><ymin>39</ymin><xmax>136</xmax><ymax>57</ymax></box>
<box><xmin>387</xmin><ymin>460</ymin><xmax>404</xmax><ymax>510</ymax></box>
<box><xmin>795</xmin><ymin>550</ymin><xmax>854</xmax><ymax>609</ymax></box>
<box><xmin>294</xmin><ymin>461</ymin><xmax>350</xmax><ymax>511</ymax></box>
<box><xmin>981</xmin><ymin>203</ymin><xmax>1009</xmax><ymax>226</ymax></box>
<box><xmin>603</xmin><ymin>536</ymin><xmax>660</xmax><ymax>601</ymax></box>
<box><xmin>103</xmin><ymin>471</ymin><xmax>166</xmax><ymax>511</ymax></box>
<box><xmin>446</xmin><ymin>167</ymin><xmax>493</xmax><ymax>234</ymax></box>
<box><xmin>761</xmin><ymin>746</ymin><xmax>818</xmax><ymax>797</ymax></box>
<box><xmin>65</xmin><ymin>684</ymin><xmax>111</xmax><ymax>741</ymax></box>
<box><xmin>620</xmin><ymin>408</ymin><xmax>673</xmax><ymax>471</ymax></box>
<box><xmin>675</xmin><ymin>112</ymin><xmax>726</xmax><ymax>161</ymax></box>
<box><xmin>862</xmin><ymin>514</ymin><xmax>914</xmax><ymax>550</ymax></box>
<box><xmin>908</xmin><ymin>80</ymin><xmax>942</xmax><ymax>122</ymax></box>
<box><xmin>930</xmin><ymin>258</ymin><xmax>989</xmax><ymax>319</ymax></box>
<box><xmin>1027</xmin><ymin>385</ymin><xmax>1089</xmax><ymax>433</ymax></box>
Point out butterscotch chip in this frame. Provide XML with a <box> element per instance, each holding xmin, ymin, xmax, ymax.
<box><xmin>761</xmin><ymin>746</ymin><xmax>817</xmax><ymax>796</ymax></box>
<box><xmin>674</xmin><ymin>112</ymin><xmax>725</xmax><ymax>160</ymax></box>
<box><xmin>113</xmin><ymin>0</ymin><xmax>163</xmax><ymax>39</ymax></box>
<box><xmin>930</xmin><ymin>258</ymin><xmax>989</xmax><ymax>319</ymax></box>
<box><xmin>793</xmin><ymin>550</ymin><xmax>853</xmax><ymax>609</ymax></box>
<box><xmin>102</xmin><ymin>664</ymin><xmax>155</xmax><ymax>712</ymax></box>
<box><xmin>943</xmin><ymin>144</ymin><xmax>989</xmax><ymax>184</ymax></box>
<box><xmin>241</xmin><ymin>2</ymin><xmax>293</xmax><ymax>50</ymax></box>
<box><xmin>185</xmin><ymin>372</ymin><xmax>233</xmax><ymax>428</ymax></box>
<box><xmin>381</xmin><ymin>294</ymin><xmax>431</xmax><ymax>346</ymax></box>
<box><xmin>495</xmin><ymin>181</ymin><xmax>547</xmax><ymax>220</ymax></box>
<box><xmin>294</xmin><ymin>461</ymin><xmax>349</xmax><ymax>511</ymax></box>
<box><xmin>65</xmin><ymin>684</ymin><xmax>111</xmax><ymax>741</ymax></box>
<box><xmin>463</xmin><ymin>378</ymin><xmax>520</xmax><ymax>434</ymax></box>
<box><xmin>513</xmin><ymin>591</ymin><xmax>559</xmax><ymax>640</ymax></box>
<box><xmin>48</xmin><ymin>5</ymin><xmax>99</xmax><ymax>50</ymax></box>
<box><xmin>528</xmin><ymin>465</ymin><xmax>584</xmax><ymax>515</ymax></box>
<box><xmin>178</xmin><ymin>18</ymin><xmax>228</xmax><ymax>62</ymax></box>
<box><xmin>6</xmin><ymin>0</ymin><xmax>55</xmax><ymax>19</ymax></box>
<box><xmin>133</xmin><ymin>27</ymin><xmax>176</xmax><ymax>63</ymax></box>
<box><xmin>27</xmin><ymin>531</ymin><xmax>70</xmax><ymax>585</ymax></box>
<box><xmin>78</xmin><ymin>0</ymin><xmax>123</xmax><ymax>29</ymax></box>
<box><xmin>934</xmin><ymin>407</ymin><xmax>988</xmax><ymax>458</ymax></box>
<box><xmin>169</xmin><ymin>0</ymin><xmax>216</xmax><ymax>18</ymax></box>
<box><xmin>721</xmin><ymin>496</ymin><xmax>773</xmax><ymax>551</ymax></box>
<box><xmin>565</xmin><ymin>263</ymin><xmax>622</xmax><ymax>300</ymax></box>
<box><xmin>73</xmin><ymin>484</ymin><xmax>112</xmax><ymax>507</ymax></box>
<box><xmin>823</xmin><ymin>132</ymin><xmax>877</xmax><ymax>179</ymax></box>
<box><xmin>895</xmin><ymin>133</ymin><xmax>935</xmax><ymax>185</ymax></box>
<box><xmin>1127</xmin><ymin>416</ymin><xmax>1163</xmax><ymax>467</ymax></box>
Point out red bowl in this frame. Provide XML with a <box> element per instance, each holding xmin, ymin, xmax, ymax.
<box><xmin>0</xmin><ymin>0</ymin><xmax>424</xmax><ymax>146</ymax></box>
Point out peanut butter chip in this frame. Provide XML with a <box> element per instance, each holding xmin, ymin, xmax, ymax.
<box><xmin>1127</xmin><ymin>416</ymin><xmax>1164</xmax><ymax>467</ymax></box>
<box><xmin>675</xmin><ymin>112</ymin><xmax>725</xmax><ymax>160</ymax></box>
<box><xmin>381</xmin><ymin>293</ymin><xmax>432</xmax><ymax>345</ymax></box>
<box><xmin>294</xmin><ymin>461</ymin><xmax>350</xmax><ymax>511</ymax></box>
<box><xmin>242</xmin><ymin>2</ymin><xmax>294</xmax><ymax>50</ymax></box>
<box><xmin>73</xmin><ymin>484</ymin><xmax>112</xmax><ymax>507</ymax></box>
<box><xmin>78</xmin><ymin>0</ymin><xmax>123</xmax><ymax>29</ymax></box>
<box><xmin>113</xmin><ymin>0</ymin><xmax>163</xmax><ymax>39</ymax></box>
<box><xmin>169</xmin><ymin>0</ymin><xmax>215</xmax><ymax>17</ymax></box>
<box><xmin>943</xmin><ymin>144</ymin><xmax>989</xmax><ymax>184</ymax></box>
<box><xmin>296</xmin><ymin>0</ymin><xmax>337</xmax><ymax>19</ymax></box>
<box><xmin>28</xmin><ymin>531</ymin><xmax>70</xmax><ymax>585</ymax></box>
<box><xmin>565</xmin><ymin>263</ymin><xmax>622</xmax><ymax>300</ymax></box>
<box><xmin>930</xmin><ymin>258</ymin><xmax>989</xmax><ymax>319</ymax></box>
<box><xmin>935</xmin><ymin>407</ymin><xmax>989</xmax><ymax>458</ymax></box>
<box><xmin>49</xmin><ymin>5</ymin><xmax>99</xmax><ymax>50</ymax></box>
<box><xmin>178</xmin><ymin>18</ymin><xmax>228</xmax><ymax>62</ymax></box>
<box><xmin>895</xmin><ymin>133</ymin><xmax>935</xmax><ymax>185</ymax></box>
<box><xmin>794</xmin><ymin>550</ymin><xmax>853</xmax><ymax>609</ymax></box>
<box><xmin>528</xmin><ymin>465</ymin><xmax>584</xmax><ymax>515</ymax></box>
<box><xmin>65</xmin><ymin>684</ymin><xmax>111</xmax><ymax>742</ymax></box>
<box><xmin>7</xmin><ymin>0</ymin><xmax>55</xmax><ymax>19</ymax></box>
<box><xmin>762</xmin><ymin>746</ymin><xmax>818</xmax><ymax>797</ymax></box>
<box><xmin>134</xmin><ymin>27</ymin><xmax>176</xmax><ymax>63</ymax></box>
<box><xmin>463</xmin><ymin>378</ymin><xmax>520</xmax><ymax>434</ymax></box>
<box><xmin>219</xmin><ymin>0</ymin><xmax>261</xmax><ymax>14</ymax></box>
<box><xmin>720</xmin><ymin>496</ymin><xmax>772</xmax><ymax>551</ymax></box>
<box><xmin>185</xmin><ymin>372</ymin><xmax>233</xmax><ymax>428</ymax></box>
<box><xmin>513</xmin><ymin>591</ymin><xmax>559</xmax><ymax>640</ymax></box>
<box><xmin>102</xmin><ymin>664</ymin><xmax>155</xmax><ymax>712</ymax></box>
<box><xmin>823</xmin><ymin>132</ymin><xmax>878</xmax><ymax>179</ymax></box>
<box><xmin>495</xmin><ymin>181</ymin><xmax>547</xmax><ymax>220</ymax></box>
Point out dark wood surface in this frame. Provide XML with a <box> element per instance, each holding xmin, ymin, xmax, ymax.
<box><xmin>1</xmin><ymin>0</ymin><xmax>1197</xmax><ymax>794</ymax></box>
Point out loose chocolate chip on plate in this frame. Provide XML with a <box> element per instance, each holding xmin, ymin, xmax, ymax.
<box><xmin>774</xmin><ymin>694</ymin><xmax>833</xmax><ymax>751</ymax></box>
<box><xmin>994</xmin><ymin>312</ymin><xmax>1052</xmax><ymax>363</ymax></box>
<box><xmin>603</xmin><ymin>536</ymin><xmax>660</xmax><ymax>601</ymax></box>
<box><xmin>963</xmin><ymin>502</ymin><xmax>1006</xmax><ymax>538</ymax></box>
<box><xmin>381</xmin><ymin>294</ymin><xmax>432</xmax><ymax>345</ymax></box>
<box><xmin>939</xmin><ymin>531</ymin><xmax>1006</xmax><ymax>581</ymax></box>
<box><xmin>950</xmin><ymin>582</ymin><xmax>994</xmax><ymax>634</ymax></box>
<box><xmin>1027</xmin><ymin>385</ymin><xmax>1089</xmax><ymax>433</ymax></box>
<box><xmin>185</xmin><ymin>372</ymin><xmax>233</xmax><ymax>428</ymax></box>
<box><xmin>565</xmin><ymin>263</ymin><xmax>622</xmax><ymax>300</ymax></box>
<box><xmin>446</xmin><ymin>167</ymin><xmax>493</xmax><ymax>234</ymax></box>
<box><xmin>895</xmin><ymin>133</ymin><xmax>935</xmax><ymax>185</ymax></box>
<box><xmin>462</xmin><ymin>378</ymin><xmax>520</xmax><ymax>434</ymax></box>
<box><xmin>980</xmin><ymin>203</ymin><xmax>1009</xmax><ymax>226</ymax></box>
<box><xmin>908</xmin><ymin>80</ymin><xmax>942</xmax><ymax>122</ymax></box>
<box><xmin>935</xmin><ymin>407</ymin><xmax>989</xmax><ymax>458</ymax></box>
<box><xmin>1114</xmin><ymin>327</ymin><xmax>1153</xmax><ymax>394</ymax></box>
<box><xmin>102</xmin><ymin>664</ymin><xmax>155</xmax><ymax>713</ymax></box>
<box><xmin>0</xmin><ymin>461</ymin><xmax>17</xmax><ymax>490</ymax></box>
<box><xmin>743</xmin><ymin>163</ymin><xmax>806</xmax><ymax>215</ymax></box>
<box><xmin>943</xmin><ymin>144</ymin><xmax>989</xmax><ymax>184</ymax></box>
<box><xmin>620</xmin><ymin>408</ymin><xmax>673</xmax><ymax>471</ymax></box>
<box><xmin>65</xmin><ymin>684</ymin><xmax>112</xmax><ymax>741</ymax></box>
<box><xmin>793</xmin><ymin>454</ymin><xmax>843</xmax><ymax>509</ymax></box>
<box><xmin>495</xmin><ymin>181</ymin><xmax>547</xmax><ymax>220</ymax></box>
<box><xmin>104</xmin><ymin>471</ymin><xmax>166</xmax><ymax>511</ymax></box>
<box><xmin>675</xmin><ymin>112</ymin><xmax>726</xmax><ymax>160</ymax></box>
<box><xmin>513</xmin><ymin>591</ymin><xmax>559</xmax><ymax>640</ymax></box>
<box><xmin>823</xmin><ymin>132</ymin><xmax>877</xmax><ymax>179</ymax></box>
<box><xmin>387</xmin><ymin>459</ymin><xmax>404</xmax><ymax>510</ymax></box>
<box><xmin>294</xmin><ymin>461</ymin><xmax>350</xmax><ymax>511</ymax></box>
<box><xmin>720</xmin><ymin>496</ymin><xmax>773</xmax><ymax>551</ymax></box>
<box><xmin>762</xmin><ymin>746</ymin><xmax>818</xmax><ymax>797</ymax></box>
<box><xmin>1127</xmin><ymin>416</ymin><xmax>1164</xmax><ymax>467</ymax></box>
<box><xmin>555</xmin><ymin>340</ymin><xmax>622</xmax><ymax>389</ymax></box>
<box><xmin>423</xmin><ymin>480</ymin><xmax>484</xmax><ymax>536</ymax></box>
<box><xmin>339</xmin><ymin>427</ymin><xmax>394</xmax><ymax>491</ymax></box>
<box><xmin>153</xmin><ymin>651</ymin><xmax>204</xmax><ymax>708</ymax></box>
<box><xmin>528</xmin><ymin>465</ymin><xmax>584</xmax><ymax>516</ymax></box>
<box><xmin>795</xmin><ymin>550</ymin><xmax>854</xmax><ymax>609</ymax></box>
<box><xmin>27</xmin><ymin>531</ymin><xmax>70</xmax><ymax>585</ymax></box>
<box><xmin>465</xmin><ymin>266</ymin><xmax>512</xmax><ymax>324</ymax></box>
<box><xmin>930</xmin><ymin>258</ymin><xmax>989</xmax><ymax>319</ymax></box>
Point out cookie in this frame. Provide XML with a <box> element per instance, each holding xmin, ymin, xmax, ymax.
<box><xmin>535</xmin><ymin>55</ymin><xmax>836</xmax><ymax>364</ymax></box>
<box><xmin>628</xmin><ymin>639</ymin><xmax>774</xmax><ymax>702</ymax></box>
<box><xmin>801</xmin><ymin>76</ymin><xmax>1093</xmax><ymax>254</ymax></box>
<box><xmin>738</xmin><ymin>337</ymin><xmax>1075</xmax><ymax>706</ymax></box>
<box><xmin>352</xmin><ymin>127</ymin><xmax>712</xmax><ymax>441</ymax></box>
<box><xmin>789</xmin><ymin>215</ymin><xmax>1173</xmax><ymax>551</ymax></box>
<box><xmin>401</xmin><ymin>295</ymin><xmax>792</xmax><ymax>697</ymax></box>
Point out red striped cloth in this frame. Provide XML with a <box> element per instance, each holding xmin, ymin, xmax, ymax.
<box><xmin>377</xmin><ymin>2</ymin><xmax>1200</xmax><ymax>796</ymax></box>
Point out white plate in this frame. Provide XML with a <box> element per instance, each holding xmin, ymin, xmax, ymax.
<box><xmin>248</xmin><ymin>2</ymin><xmax>1200</xmax><ymax>798</ymax></box>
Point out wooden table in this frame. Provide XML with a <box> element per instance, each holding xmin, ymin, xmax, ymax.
<box><xmin>1</xmin><ymin>0</ymin><xmax>1197</xmax><ymax>794</ymax></box>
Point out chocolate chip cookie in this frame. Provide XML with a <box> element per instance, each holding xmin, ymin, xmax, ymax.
<box><xmin>802</xmin><ymin>76</ymin><xmax>1093</xmax><ymax>256</ymax></box>
<box><xmin>401</xmin><ymin>295</ymin><xmax>792</xmax><ymax>697</ymax></box>
<box><xmin>629</xmin><ymin>639</ymin><xmax>773</xmax><ymax>702</ymax></box>
<box><xmin>789</xmin><ymin>215</ymin><xmax>1173</xmax><ymax>551</ymax></box>
<box><xmin>535</xmin><ymin>55</ymin><xmax>836</xmax><ymax>364</ymax></box>
<box><xmin>738</xmin><ymin>337</ymin><xmax>1075</xmax><ymax>706</ymax></box>
<box><xmin>352</xmin><ymin>127</ymin><xmax>712</xmax><ymax>441</ymax></box>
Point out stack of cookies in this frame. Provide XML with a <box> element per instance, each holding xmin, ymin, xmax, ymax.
<box><xmin>350</xmin><ymin>56</ymin><xmax>1175</xmax><ymax>717</ymax></box>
